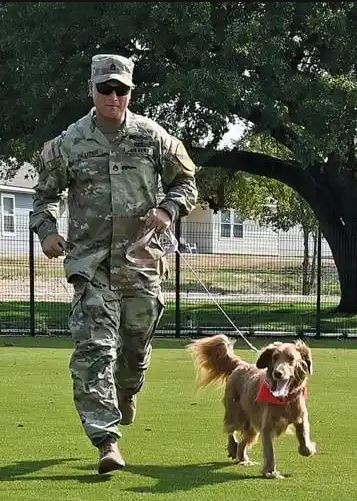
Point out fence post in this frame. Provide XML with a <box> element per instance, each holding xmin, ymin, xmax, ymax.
<box><xmin>175</xmin><ymin>218</ymin><xmax>181</xmax><ymax>338</ymax></box>
<box><xmin>29</xmin><ymin>212</ymin><xmax>36</xmax><ymax>336</ymax></box>
<box><xmin>316</xmin><ymin>224</ymin><xmax>322</xmax><ymax>339</ymax></box>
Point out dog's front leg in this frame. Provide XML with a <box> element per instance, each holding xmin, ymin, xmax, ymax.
<box><xmin>295</xmin><ymin>411</ymin><xmax>316</xmax><ymax>457</ymax></box>
<box><xmin>262</xmin><ymin>427</ymin><xmax>283</xmax><ymax>479</ymax></box>
<box><xmin>227</xmin><ymin>433</ymin><xmax>238</xmax><ymax>459</ymax></box>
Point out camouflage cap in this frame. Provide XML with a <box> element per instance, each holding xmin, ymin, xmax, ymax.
<box><xmin>91</xmin><ymin>54</ymin><xmax>134</xmax><ymax>87</ymax></box>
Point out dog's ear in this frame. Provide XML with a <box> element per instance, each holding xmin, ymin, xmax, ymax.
<box><xmin>256</xmin><ymin>342</ymin><xmax>281</xmax><ymax>369</ymax></box>
<box><xmin>295</xmin><ymin>340</ymin><xmax>313</xmax><ymax>374</ymax></box>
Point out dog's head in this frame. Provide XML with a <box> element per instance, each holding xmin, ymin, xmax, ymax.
<box><xmin>256</xmin><ymin>341</ymin><xmax>313</xmax><ymax>396</ymax></box>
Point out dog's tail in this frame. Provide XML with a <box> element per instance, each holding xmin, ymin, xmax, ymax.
<box><xmin>187</xmin><ymin>334</ymin><xmax>240</xmax><ymax>387</ymax></box>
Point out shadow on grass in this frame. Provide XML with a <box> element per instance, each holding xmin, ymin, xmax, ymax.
<box><xmin>77</xmin><ymin>461</ymin><xmax>266</xmax><ymax>492</ymax></box>
<box><xmin>124</xmin><ymin>462</ymin><xmax>271</xmax><ymax>493</ymax></box>
<box><xmin>151</xmin><ymin>337</ymin><xmax>357</xmax><ymax>350</ymax></box>
<box><xmin>0</xmin><ymin>335</ymin><xmax>356</xmax><ymax>351</ymax></box>
<box><xmin>3</xmin><ymin>300</ymin><xmax>357</xmax><ymax>336</ymax></box>
<box><xmin>0</xmin><ymin>459</ymin><xmax>292</xmax><ymax>489</ymax></box>
<box><xmin>0</xmin><ymin>458</ymin><xmax>110</xmax><ymax>484</ymax></box>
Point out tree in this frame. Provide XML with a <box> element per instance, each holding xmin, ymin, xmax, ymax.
<box><xmin>236</xmin><ymin>134</ymin><xmax>319</xmax><ymax>296</ymax></box>
<box><xmin>242</xmin><ymin>176</ymin><xmax>319</xmax><ymax>296</ymax></box>
<box><xmin>1</xmin><ymin>2</ymin><xmax>357</xmax><ymax>310</ymax></box>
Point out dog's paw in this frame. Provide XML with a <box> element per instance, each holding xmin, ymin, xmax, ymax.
<box><xmin>299</xmin><ymin>442</ymin><xmax>316</xmax><ymax>457</ymax></box>
<box><xmin>264</xmin><ymin>470</ymin><xmax>285</xmax><ymax>479</ymax></box>
<box><xmin>235</xmin><ymin>459</ymin><xmax>258</xmax><ymax>466</ymax></box>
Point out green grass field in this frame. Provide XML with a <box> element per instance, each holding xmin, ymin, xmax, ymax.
<box><xmin>0</xmin><ymin>336</ymin><xmax>356</xmax><ymax>500</ymax></box>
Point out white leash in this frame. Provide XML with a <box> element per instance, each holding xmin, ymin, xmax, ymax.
<box><xmin>127</xmin><ymin>228</ymin><xmax>259</xmax><ymax>353</ymax></box>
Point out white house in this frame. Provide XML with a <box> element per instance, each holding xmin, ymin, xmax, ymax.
<box><xmin>0</xmin><ymin>165</ymin><xmax>37</xmax><ymax>254</ymax></box>
<box><xmin>181</xmin><ymin>205</ymin><xmax>333</xmax><ymax>258</ymax></box>
<box><xmin>0</xmin><ymin>165</ymin><xmax>66</xmax><ymax>255</ymax></box>
<box><xmin>1</xmin><ymin>165</ymin><xmax>332</xmax><ymax>259</ymax></box>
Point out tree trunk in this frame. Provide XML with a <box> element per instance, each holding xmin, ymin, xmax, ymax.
<box><xmin>320</xmin><ymin>223</ymin><xmax>357</xmax><ymax>312</ymax></box>
<box><xmin>301</xmin><ymin>228</ymin><xmax>317</xmax><ymax>296</ymax></box>
<box><xmin>302</xmin><ymin>228</ymin><xmax>310</xmax><ymax>295</ymax></box>
<box><xmin>193</xmin><ymin>148</ymin><xmax>357</xmax><ymax>312</ymax></box>
<box><xmin>308</xmin><ymin>230</ymin><xmax>318</xmax><ymax>292</ymax></box>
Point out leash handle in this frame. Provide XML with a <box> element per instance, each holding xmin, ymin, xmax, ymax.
<box><xmin>125</xmin><ymin>228</ymin><xmax>178</xmax><ymax>265</ymax></box>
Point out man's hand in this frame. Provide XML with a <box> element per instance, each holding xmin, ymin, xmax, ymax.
<box><xmin>141</xmin><ymin>208</ymin><xmax>172</xmax><ymax>234</ymax></box>
<box><xmin>42</xmin><ymin>234</ymin><xmax>67</xmax><ymax>259</ymax></box>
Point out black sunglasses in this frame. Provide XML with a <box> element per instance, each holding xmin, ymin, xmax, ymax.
<box><xmin>95</xmin><ymin>82</ymin><xmax>130</xmax><ymax>96</ymax></box>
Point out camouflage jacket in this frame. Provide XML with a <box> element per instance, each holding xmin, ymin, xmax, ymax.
<box><xmin>30</xmin><ymin>108</ymin><xmax>197</xmax><ymax>291</ymax></box>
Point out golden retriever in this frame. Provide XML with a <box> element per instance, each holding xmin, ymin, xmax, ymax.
<box><xmin>188</xmin><ymin>335</ymin><xmax>316</xmax><ymax>479</ymax></box>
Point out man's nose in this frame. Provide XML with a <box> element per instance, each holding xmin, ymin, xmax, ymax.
<box><xmin>107</xmin><ymin>90</ymin><xmax>119</xmax><ymax>100</ymax></box>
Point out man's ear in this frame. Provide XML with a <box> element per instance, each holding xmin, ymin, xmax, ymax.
<box><xmin>88</xmin><ymin>79</ymin><xmax>93</xmax><ymax>97</ymax></box>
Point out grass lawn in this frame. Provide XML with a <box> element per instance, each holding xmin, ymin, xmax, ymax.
<box><xmin>2</xmin><ymin>300</ymin><xmax>357</xmax><ymax>334</ymax></box>
<box><xmin>0</xmin><ymin>336</ymin><xmax>356</xmax><ymax>500</ymax></box>
<box><xmin>0</xmin><ymin>253</ymin><xmax>341</xmax><ymax>295</ymax></box>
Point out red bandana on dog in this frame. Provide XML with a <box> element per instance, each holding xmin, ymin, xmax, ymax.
<box><xmin>256</xmin><ymin>380</ymin><xmax>307</xmax><ymax>405</ymax></box>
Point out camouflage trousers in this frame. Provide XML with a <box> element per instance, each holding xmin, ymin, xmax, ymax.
<box><xmin>68</xmin><ymin>269</ymin><xmax>164</xmax><ymax>447</ymax></box>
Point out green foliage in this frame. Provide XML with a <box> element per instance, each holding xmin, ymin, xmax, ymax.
<box><xmin>231</xmin><ymin>173</ymin><xmax>318</xmax><ymax>233</ymax></box>
<box><xmin>220</xmin><ymin>132</ymin><xmax>318</xmax><ymax>234</ymax></box>
<box><xmin>1</xmin><ymin>2</ymin><xmax>356</xmax><ymax>168</ymax></box>
<box><xmin>196</xmin><ymin>167</ymin><xmax>251</xmax><ymax>213</ymax></box>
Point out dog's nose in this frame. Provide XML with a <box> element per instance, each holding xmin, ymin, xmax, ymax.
<box><xmin>274</xmin><ymin>369</ymin><xmax>284</xmax><ymax>379</ymax></box>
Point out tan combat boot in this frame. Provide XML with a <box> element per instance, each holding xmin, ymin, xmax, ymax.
<box><xmin>98</xmin><ymin>437</ymin><xmax>125</xmax><ymax>474</ymax></box>
<box><xmin>118</xmin><ymin>392</ymin><xmax>137</xmax><ymax>425</ymax></box>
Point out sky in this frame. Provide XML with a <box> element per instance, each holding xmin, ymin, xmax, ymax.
<box><xmin>217</xmin><ymin>119</ymin><xmax>247</xmax><ymax>150</ymax></box>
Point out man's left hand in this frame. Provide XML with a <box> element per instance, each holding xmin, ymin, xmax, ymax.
<box><xmin>141</xmin><ymin>208</ymin><xmax>172</xmax><ymax>234</ymax></box>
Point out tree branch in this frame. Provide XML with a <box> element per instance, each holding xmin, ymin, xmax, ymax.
<box><xmin>190</xmin><ymin>146</ymin><xmax>345</xmax><ymax>230</ymax></box>
<box><xmin>235</xmin><ymin>105</ymin><xmax>298</xmax><ymax>148</ymax></box>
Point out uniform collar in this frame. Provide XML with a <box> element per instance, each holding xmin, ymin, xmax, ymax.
<box><xmin>80</xmin><ymin>107</ymin><xmax>134</xmax><ymax>143</ymax></box>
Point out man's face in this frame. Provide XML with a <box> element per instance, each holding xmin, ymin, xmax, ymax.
<box><xmin>92</xmin><ymin>79</ymin><xmax>131</xmax><ymax>121</ymax></box>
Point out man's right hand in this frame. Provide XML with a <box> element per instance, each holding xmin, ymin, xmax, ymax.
<box><xmin>42</xmin><ymin>234</ymin><xmax>67</xmax><ymax>259</ymax></box>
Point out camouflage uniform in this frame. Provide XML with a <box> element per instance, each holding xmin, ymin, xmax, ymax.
<box><xmin>30</xmin><ymin>54</ymin><xmax>197</xmax><ymax>446</ymax></box>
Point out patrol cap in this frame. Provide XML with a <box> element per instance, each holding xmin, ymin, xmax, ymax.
<box><xmin>91</xmin><ymin>54</ymin><xmax>134</xmax><ymax>87</ymax></box>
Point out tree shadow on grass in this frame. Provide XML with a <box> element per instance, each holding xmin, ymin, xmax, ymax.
<box><xmin>1</xmin><ymin>335</ymin><xmax>356</xmax><ymax>351</ymax></box>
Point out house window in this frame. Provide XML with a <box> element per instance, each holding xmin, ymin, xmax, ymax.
<box><xmin>1</xmin><ymin>194</ymin><xmax>16</xmax><ymax>235</ymax></box>
<box><xmin>220</xmin><ymin>210</ymin><xmax>231</xmax><ymax>237</ymax></box>
<box><xmin>220</xmin><ymin>209</ymin><xmax>243</xmax><ymax>238</ymax></box>
<box><xmin>233</xmin><ymin>210</ymin><xmax>244</xmax><ymax>238</ymax></box>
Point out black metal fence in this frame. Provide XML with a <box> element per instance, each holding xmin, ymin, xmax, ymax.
<box><xmin>0</xmin><ymin>215</ymin><xmax>356</xmax><ymax>337</ymax></box>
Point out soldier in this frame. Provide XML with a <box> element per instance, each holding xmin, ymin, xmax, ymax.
<box><xmin>30</xmin><ymin>54</ymin><xmax>197</xmax><ymax>474</ymax></box>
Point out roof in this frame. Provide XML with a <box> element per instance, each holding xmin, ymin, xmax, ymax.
<box><xmin>0</xmin><ymin>163</ymin><xmax>38</xmax><ymax>192</ymax></box>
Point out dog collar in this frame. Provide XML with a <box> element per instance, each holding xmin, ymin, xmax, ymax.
<box><xmin>256</xmin><ymin>380</ymin><xmax>307</xmax><ymax>405</ymax></box>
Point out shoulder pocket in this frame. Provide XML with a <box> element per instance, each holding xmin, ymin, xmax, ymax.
<box><xmin>41</xmin><ymin>136</ymin><xmax>66</xmax><ymax>170</ymax></box>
